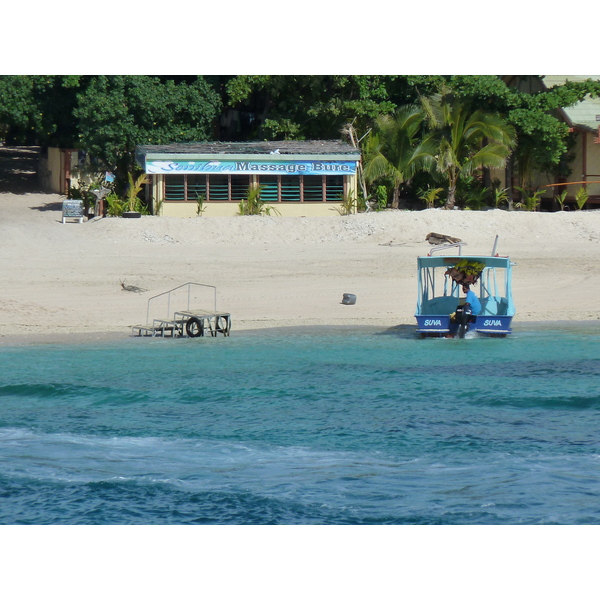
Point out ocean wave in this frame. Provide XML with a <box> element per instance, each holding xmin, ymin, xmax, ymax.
<box><xmin>1</xmin><ymin>329</ymin><xmax>600</xmax><ymax>524</ymax></box>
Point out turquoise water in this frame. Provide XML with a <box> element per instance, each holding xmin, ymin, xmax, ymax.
<box><xmin>1</xmin><ymin>324</ymin><xmax>599</xmax><ymax>525</ymax></box>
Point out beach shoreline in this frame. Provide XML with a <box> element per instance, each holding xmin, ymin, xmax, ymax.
<box><xmin>2</xmin><ymin>321</ymin><xmax>600</xmax><ymax>349</ymax></box>
<box><xmin>1</xmin><ymin>191</ymin><xmax>599</xmax><ymax>346</ymax></box>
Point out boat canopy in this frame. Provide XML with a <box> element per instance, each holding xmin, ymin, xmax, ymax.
<box><xmin>416</xmin><ymin>255</ymin><xmax>515</xmax><ymax>319</ymax></box>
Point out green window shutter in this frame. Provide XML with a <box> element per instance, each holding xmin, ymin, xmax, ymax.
<box><xmin>165</xmin><ymin>175</ymin><xmax>185</xmax><ymax>201</ymax></box>
<box><xmin>303</xmin><ymin>175</ymin><xmax>324</xmax><ymax>201</ymax></box>
<box><xmin>325</xmin><ymin>176</ymin><xmax>344</xmax><ymax>201</ymax></box>
<box><xmin>281</xmin><ymin>176</ymin><xmax>301</xmax><ymax>202</ymax></box>
<box><xmin>208</xmin><ymin>175</ymin><xmax>229</xmax><ymax>201</ymax></box>
<box><xmin>187</xmin><ymin>175</ymin><xmax>207</xmax><ymax>201</ymax></box>
<box><xmin>259</xmin><ymin>176</ymin><xmax>279</xmax><ymax>202</ymax></box>
<box><xmin>231</xmin><ymin>175</ymin><xmax>250</xmax><ymax>202</ymax></box>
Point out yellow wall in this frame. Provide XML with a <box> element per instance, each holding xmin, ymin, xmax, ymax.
<box><xmin>48</xmin><ymin>148</ymin><xmax>63</xmax><ymax>192</ymax></box>
<box><xmin>39</xmin><ymin>147</ymin><xmax>71</xmax><ymax>193</ymax></box>
<box><xmin>151</xmin><ymin>175</ymin><xmax>164</xmax><ymax>213</ymax></box>
<box><xmin>161</xmin><ymin>202</ymin><xmax>345</xmax><ymax>218</ymax></box>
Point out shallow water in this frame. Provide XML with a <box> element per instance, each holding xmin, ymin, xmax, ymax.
<box><xmin>1</xmin><ymin>324</ymin><xmax>599</xmax><ymax>524</ymax></box>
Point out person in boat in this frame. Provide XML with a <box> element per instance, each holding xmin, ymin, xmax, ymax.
<box><xmin>461</xmin><ymin>284</ymin><xmax>481</xmax><ymax>316</ymax></box>
<box><xmin>449</xmin><ymin>284</ymin><xmax>481</xmax><ymax>336</ymax></box>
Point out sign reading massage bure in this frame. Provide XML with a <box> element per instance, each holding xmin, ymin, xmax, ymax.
<box><xmin>146</xmin><ymin>159</ymin><xmax>357</xmax><ymax>176</ymax></box>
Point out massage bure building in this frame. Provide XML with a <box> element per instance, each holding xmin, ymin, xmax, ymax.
<box><xmin>134</xmin><ymin>140</ymin><xmax>361</xmax><ymax>217</ymax></box>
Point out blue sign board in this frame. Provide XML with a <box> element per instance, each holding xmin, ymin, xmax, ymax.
<box><xmin>147</xmin><ymin>159</ymin><xmax>357</xmax><ymax>176</ymax></box>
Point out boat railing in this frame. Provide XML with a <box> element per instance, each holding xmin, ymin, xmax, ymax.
<box><xmin>428</xmin><ymin>242</ymin><xmax>467</xmax><ymax>256</ymax></box>
<box><xmin>145</xmin><ymin>282</ymin><xmax>217</xmax><ymax>325</ymax></box>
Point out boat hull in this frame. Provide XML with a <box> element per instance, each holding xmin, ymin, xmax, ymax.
<box><xmin>416</xmin><ymin>314</ymin><xmax>513</xmax><ymax>338</ymax></box>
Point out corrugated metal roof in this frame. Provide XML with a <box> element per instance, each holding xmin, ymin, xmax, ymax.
<box><xmin>137</xmin><ymin>140</ymin><xmax>360</xmax><ymax>157</ymax></box>
<box><xmin>543</xmin><ymin>76</ymin><xmax>600</xmax><ymax>131</ymax></box>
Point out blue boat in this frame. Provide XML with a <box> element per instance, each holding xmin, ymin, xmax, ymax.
<box><xmin>415</xmin><ymin>240</ymin><xmax>515</xmax><ymax>338</ymax></box>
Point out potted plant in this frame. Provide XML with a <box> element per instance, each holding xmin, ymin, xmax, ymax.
<box><xmin>123</xmin><ymin>172</ymin><xmax>148</xmax><ymax>218</ymax></box>
<box><xmin>445</xmin><ymin>259</ymin><xmax>486</xmax><ymax>286</ymax></box>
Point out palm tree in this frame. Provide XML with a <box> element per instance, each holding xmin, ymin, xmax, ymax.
<box><xmin>420</xmin><ymin>93</ymin><xmax>516</xmax><ymax>209</ymax></box>
<box><xmin>362</xmin><ymin>105</ymin><xmax>436</xmax><ymax>209</ymax></box>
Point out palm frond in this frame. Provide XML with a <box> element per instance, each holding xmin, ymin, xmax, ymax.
<box><xmin>461</xmin><ymin>144</ymin><xmax>512</xmax><ymax>176</ymax></box>
<box><xmin>419</xmin><ymin>94</ymin><xmax>443</xmax><ymax>129</ymax></box>
<box><xmin>363</xmin><ymin>153</ymin><xmax>401</xmax><ymax>184</ymax></box>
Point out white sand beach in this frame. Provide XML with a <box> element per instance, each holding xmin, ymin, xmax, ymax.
<box><xmin>1</xmin><ymin>191</ymin><xmax>599</xmax><ymax>344</ymax></box>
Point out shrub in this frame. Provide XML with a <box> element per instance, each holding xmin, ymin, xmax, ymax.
<box><xmin>238</xmin><ymin>185</ymin><xmax>280</xmax><ymax>216</ymax></box>
<box><xmin>196</xmin><ymin>193</ymin><xmax>206</xmax><ymax>216</ymax></box>
<box><xmin>555</xmin><ymin>189</ymin><xmax>568</xmax><ymax>211</ymax></box>
<box><xmin>492</xmin><ymin>186</ymin><xmax>509</xmax><ymax>208</ymax></box>
<box><xmin>515</xmin><ymin>187</ymin><xmax>544</xmax><ymax>211</ymax></box>
<box><xmin>418</xmin><ymin>186</ymin><xmax>445</xmax><ymax>209</ymax></box>
<box><xmin>106</xmin><ymin>193</ymin><xmax>126</xmax><ymax>217</ymax></box>
<box><xmin>575</xmin><ymin>187</ymin><xmax>589</xmax><ymax>210</ymax></box>
<box><xmin>334</xmin><ymin>192</ymin><xmax>356</xmax><ymax>216</ymax></box>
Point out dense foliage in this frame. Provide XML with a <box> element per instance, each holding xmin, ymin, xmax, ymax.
<box><xmin>419</xmin><ymin>92</ymin><xmax>517</xmax><ymax>209</ymax></box>
<box><xmin>1</xmin><ymin>74</ymin><xmax>599</xmax><ymax>208</ymax></box>
<box><xmin>0</xmin><ymin>75</ymin><xmax>221</xmax><ymax>176</ymax></box>
<box><xmin>73</xmin><ymin>76</ymin><xmax>221</xmax><ymax>173</ymax></box>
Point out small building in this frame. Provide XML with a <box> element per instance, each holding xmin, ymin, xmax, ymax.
<box><xmin>544</xmin><ymin>75</ymin><xmax>600</xmax><ymax>205</ymax></box>
<box><xmin>39</xmin><ymin>147</ymin><xmax>105</xmax><ymax>195</ymax></box>
<box><xmin>39</xmin><ymin>147</ymin><xmax>83</xmax><ymax>194</ymax></box>
<box><xmin>503</xmin><ymin>75</ymin><xmax>600</xmax><ymax>207</ymax></box>
<box><xmin>135</xmin><ymin>140</ymin><xmax>361</xmax><ymax>217</ymax></box>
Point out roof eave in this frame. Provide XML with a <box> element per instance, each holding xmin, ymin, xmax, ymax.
<box><xmin>142</xmin><ymin>153</ymin><xmax>360</xmax><ymax>162</ymax></box>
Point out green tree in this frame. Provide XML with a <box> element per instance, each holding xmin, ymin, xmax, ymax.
<box><xmin>0</xmin><ymin>76</ymin><xmax>39</xmax><ymax>142</ymax></box>
<box><xmin>226</xmin><ymin>75</ymin><xmax>395</xmax><ymax>139</ymax></box>
<box><xmin>420</xmin><ymin>93</ymin><xmax>516</xmax><ymax>209</ymax></box>
<box><xmin>0</xmin><ymin>75</ymin><xmax>222</xmax><ymax>183</ymax></box>
<box><xmin>448</xmin><ymin>75</ymin><xmax>600</xmax><ymax>182</ymax></box>
<box><xmin>0</xmin><ymin>75</ymin><xmax>92</xmax><ymax>146</ymax></box>
<box><xmin>362</xmin><ymin>104</ymin><xmax>436</xmax><ymax>208</ymax></box>
<box><xmin>73</xmin><ymin>76</ymin><xmax>221</xmax><ymax>177</ymax></box>
<box><xmin>224</xmin><ymin>75</ymin><xmax>445</xmax><ymax>140</ymax></box>
<box><xmin>4</xmin><ymin>74</ymin><xmax>600</xmax><ymax>206</ymax></box>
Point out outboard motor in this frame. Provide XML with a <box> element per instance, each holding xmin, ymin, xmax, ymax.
<box><xmin>454</xmin><ymin>303</ymin><xmax>472</xmax><ymax>339</ymax></box>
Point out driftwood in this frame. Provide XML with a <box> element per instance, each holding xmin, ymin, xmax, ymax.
<box><xmin>379</xmin><ymin>240</ymin><xmax>408</xmax><ymax>247</ymax></box>
<box><xmin>426</xmin><ymin>232</ymin><xmax>462</xmax><ymax>245</ymax></box>
<box><xmin>120</xmin><ymin>279</ymin><xmax>147</xmax><ymax>294</ymax></box>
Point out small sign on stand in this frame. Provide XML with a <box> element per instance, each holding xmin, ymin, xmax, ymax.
<box><xmin>62</xmin><ymin>200</ymin><xmax>85</xmax><ymax>223</ymax></box>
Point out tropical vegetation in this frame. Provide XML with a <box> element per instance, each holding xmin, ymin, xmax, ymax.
<box><xmin>238</xmin><ymin>185</ymin><xmax>280</xmax><ymax>216</ymax></box>
<box><xmin>362</xmin><ymin>104</ymin><xmax>434</xmax><ymax>209</ymax></box>
<box><xmin>1</xmin><ymin>75</ymin><xmax>600</xmax><ymax>212</ymax></box>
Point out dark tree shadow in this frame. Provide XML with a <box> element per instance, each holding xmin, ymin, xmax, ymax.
<box><xmin>29</xmin><ymin>201</ymin><xmax>63</xmax><ymax>212</ymax></box>
<box><xmin>0</xmin><ymin>145</ymin><xmax>44</xmax><ymax>194</ymax></box>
